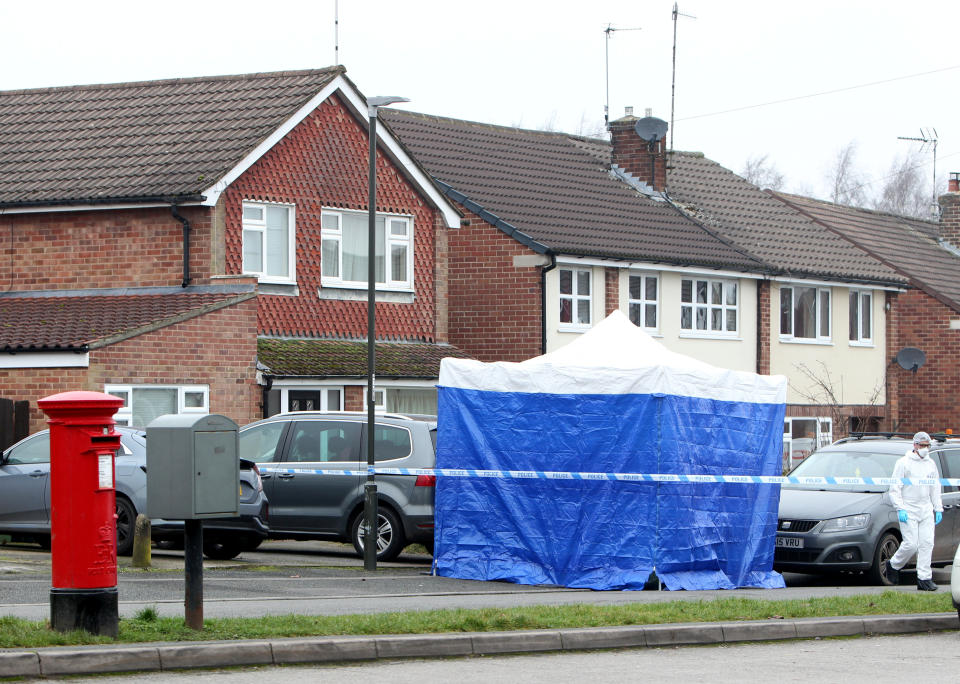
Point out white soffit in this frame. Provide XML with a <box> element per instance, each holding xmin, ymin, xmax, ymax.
<box><xmin>0</xmin><ymin>352</ymin><xmax>89</xmax><ymax>368</ymax></box>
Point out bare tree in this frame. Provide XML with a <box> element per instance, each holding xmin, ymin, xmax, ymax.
<box><xmin>873</xmin><ymin>150</ymin><xmax>931</xmax><ymax>218</ymax></box>
<box><xmin>741</xmin><ymin>154</ymin><xmax>785</xmax><ymax>190</ymax></box>
<box><xmin>826</xmin><ymin>141</ymin><xmax>869</xmax><ymax>207</ymax></box>
<box><xmin>792</xmin><ymin>361</ymin><xmax>886</xmax><ymax>438</ymax></box>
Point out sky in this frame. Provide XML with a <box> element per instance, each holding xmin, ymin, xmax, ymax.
<box><xmin>2</xmin><ymin>1</ymin><xmax>958</xmax><ymax>207</ymax></box>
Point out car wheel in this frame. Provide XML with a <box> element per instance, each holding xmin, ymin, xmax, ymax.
<box><xmin>242</xmin><ymin>536</ymin><xmax>264</xmax><ymax>552</ymax></box>
<box><xmin>115</xmin><ymin>496</ymin><xmax>136</xmax><ymax>556</ymax></box>
<box><xmin>868</xmin><ymin>531</ymin><xmax>900</xmax><ymax>586</ymax></box>
<box><xmin>350</xmin><ymin>507</ymin><xmax>405</xmax><ymax>562</ymax></box>
<box><xmin>202</xmin><ymin>539</ymin><xmax>244</xmax><ymax>560</ymax></box>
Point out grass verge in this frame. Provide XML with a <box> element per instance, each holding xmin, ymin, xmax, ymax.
<box><xmin>0</xmin><ymin>591</ymin><xmax>953</xmax><ymax>649</ymax></box>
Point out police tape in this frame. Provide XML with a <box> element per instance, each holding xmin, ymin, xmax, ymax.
<box><xmin>259</xmin><ymin>466</ymin><xmax>959</xmax><ymax>487</ymax></box>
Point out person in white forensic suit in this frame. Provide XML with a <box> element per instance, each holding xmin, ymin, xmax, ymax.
<box><xmin>885</xmin><ymin>431</ymin><xmax>944</xmax><ymax>590</ymax></box>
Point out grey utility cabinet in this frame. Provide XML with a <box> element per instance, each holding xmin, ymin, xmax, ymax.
<box><xmin>146</xmin><ymin>414</ymin><xmax>239</xmax><ymax>519</ymax></box>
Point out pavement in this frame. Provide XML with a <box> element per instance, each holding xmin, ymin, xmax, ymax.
<box><xmin>1</xmin><ymin>541</ymin><xmax>958</xmax><ymax>679</ymax></box>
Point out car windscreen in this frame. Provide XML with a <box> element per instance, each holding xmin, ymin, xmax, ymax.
<box><xmin>786</xmin><ymin>449</ymin><xmax>901</xmax><ymax>491</ymax></box>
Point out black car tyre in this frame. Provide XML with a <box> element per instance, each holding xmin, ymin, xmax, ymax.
<box><xmin>242</xmin><ymin>536</ymin><xmax>264</xmax><ymax>552</ymax></box>
<box><xmin>350</xmin><ymin>506</ymin><xmax>405</xmax><ymax>562</ymax></box>
<box><xmin>868</xmin><ymin>531</ymin><xmax>900</xmax><ymax>586</ymax></box>
<box><xmin>115</xmin><ymin>496</ymin><xmax>136</xmax><ymax>556</ymax></box>
<box><xmin>202</xmin><ymin>539</ymin><xmax>245</xmax><ymax>560</ymax></box>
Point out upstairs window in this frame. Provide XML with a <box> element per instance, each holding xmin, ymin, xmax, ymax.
<box><xmin>242</xmin><ymin>201</ymin><xmax>295</xmax><ymax>282</ymax></box>
<box><xmin>321</xmin><ymin>209</ymin><xmax>413</xmax><ymax>290</ymax></box>
<box><xmin>780</xmin><ymin>285</ymin><xmax>831</xmax><ymax>341</ymax></box>
<box><xmin>680</xmin><ymin>278</ymin><xmax>738</xmax><ymax>335</ymax></box>
<box><xmin>628</xmin><ymin>273</ymin><xmax>659</xmax><ymax>330</ymax></box>
<box><xmin>559</xmin><ymin>267</ymin><xmax>592</xmax><ymax>328</ymax></box>
<box><xmin>849</xmin><ymin>290</ymin><xmax>873</xmax><ymax>344</ymax></box>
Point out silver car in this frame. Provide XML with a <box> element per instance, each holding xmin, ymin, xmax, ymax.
<box><xmin>0</xmin><ymin>427</ymin><xmax>269</xmax><ymax>559</ymax></box>
<box><xmin>774</xmin><ymin>435</ymin><xmax>960</xmax><ymax>585</ymax></box>
<box><xmin>240</xmin><ymin>412</ymin><xmax>436</xmax><ymax>561</ymax></box>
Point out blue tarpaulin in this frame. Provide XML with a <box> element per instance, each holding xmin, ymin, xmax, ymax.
<box><xmin>435</xmin><ymin>311</ymin><xmax>787</xmax><ymax>591</ymax></box>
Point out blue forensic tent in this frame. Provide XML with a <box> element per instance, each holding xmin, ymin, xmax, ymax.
<box><xmin>435</xmin><ymin>311</ymin><xmax>788</xmax><ymax>591</ymax></box>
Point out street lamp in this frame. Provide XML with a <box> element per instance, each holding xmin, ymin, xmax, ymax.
<box><xmin>364</xmin><ymin>95</ymin><xmax>409</xmax><ymax>571</ymax></box>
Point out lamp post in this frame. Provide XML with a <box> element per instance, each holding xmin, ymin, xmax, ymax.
<box><xmin>364</xmin><ymin>95</ymin><xmax>409</xmax><ymax>571</ymax></box>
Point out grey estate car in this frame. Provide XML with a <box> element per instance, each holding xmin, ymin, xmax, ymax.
<box><xmin>0</xmin><ymin>426</ymin><xmax>269</xmax><ymax>559</ymax></box>
<box><xmin>775</xmin><ymin>434</ymin><xmax>960</xmax><ymax>585</ymax></box>
<box><xmin>240</xmin><ymin>412</ymin><xmax>437</xmax><ymax>561</ymax></box>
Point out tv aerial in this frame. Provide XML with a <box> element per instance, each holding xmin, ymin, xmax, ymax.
<box><xmin>603</xmin><ymin>24</ymin><xmax>642</xmax><ymax>128</ymax></box>
<box><xmin>897</xmin><ymin>128</ymin><xmax>939</xmax><ymax>215</ymax></box>
<box><xmin>895</xmin><ymin>347</ymin><xmax>927</xmax><ymax>373</ymax></box>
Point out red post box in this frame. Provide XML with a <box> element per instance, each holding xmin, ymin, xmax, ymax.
<box><xmin>37</xmin><ymin>390</ymin><xmax>124</xmax><ymax>637</ymax></box>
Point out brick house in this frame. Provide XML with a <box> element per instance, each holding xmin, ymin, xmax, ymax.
<box><xmin>382</xmin><ymin>108</ymin><xmax>907</xmax><ymax>466</ymax></box>
<box><xmin>0</xmin><ymin>68</ymin><xmax>467</xmax><ymax>437</ymax></box>
<box><xmin>775</xmin><ymin>186</ymin><xmax>960</xmax><ymax>434</ymax></box>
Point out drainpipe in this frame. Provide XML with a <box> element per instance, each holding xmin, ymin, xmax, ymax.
<box><xmin>171</xmin><ymin>204</ymin><xmax>191</xmax><ymax>288</ymax></box>
<box><xmin>540</xmin><ymin>252</ymin><xmax>557</xmax><ymax>354</ymax></box>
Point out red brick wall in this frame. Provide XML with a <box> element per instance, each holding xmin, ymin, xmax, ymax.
<box><xmin>756</xmin><ymin>280</ymin><xmax>771</xmax><ymax>375</ymax></box>
<box><xmin>223</xmin><ymin>93</ymin><xmax>444</xmax><ymax>342</ymax></box>
<box><xmin>892</xmin><ymin>289</ymin><xmax>960</xmax><ymax>433</ymax></box>
<box><xmin>885</xmin><ymin>291</ymin><xmax>901</xmax><ymax>430</ymax></box>
<box><xmin>609</xmin><ymin>119</ymin><xmax>666</xmax><ymax>191</ymax></box>
<box><xmin>447</xmin><ymin>211</ymin><xmax>543</xmax><ymax>362</ymax></box>
<box><xmin>0</xmin><ymin>206</ymin><xmax>213</xmax><ymax>291</ymax></box>
<box><xmin>605</xmin><ymin>268</ymin><xmax>619</xmax><ymax>316</ymax></box>
<box><xmin>939</xmin><ymin>192</ymin><xmax>960</xmax><ymax>249</ymax></box>
<box><xmin>1</xmin><ymin>299</ymin><xmax>258</xmax><ymax>434</ymax></box>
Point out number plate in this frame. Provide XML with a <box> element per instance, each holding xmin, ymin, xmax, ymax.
<box><xmin>775</xmin><ymin>536</ymin><xmax>804</xmax><ymax>549</ymax></box>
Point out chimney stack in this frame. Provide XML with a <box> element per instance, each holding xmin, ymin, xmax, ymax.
<box><xmin>609</xmin><ymin>107</ymin><xmax>668</xmax><ymax>192</ymax></box>
<box><xmin>939</xmin><ymin>172</ymin><xmax>960</xmax><ymax>248</ymax></box>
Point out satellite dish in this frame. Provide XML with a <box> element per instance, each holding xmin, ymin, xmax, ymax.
<box><xmin>895</xmin><ymin>347</ymin><xmax>926</xmax><ymax>373</ymax></box>
<box><xmin>634</xmin><ymin>117</ymin><xmax>668</xmax><ymax>143</ymax></box>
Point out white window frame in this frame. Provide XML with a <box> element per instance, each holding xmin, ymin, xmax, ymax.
<box><xmin>780</xmin><ymin>284</ymin><xmax>832</xmax><ymax>343</ymax></box>
<box><xmin>679</xmin><ymin>277</ymin><xmax>739</xmax><ymax>337</ymax></box>
<box><xmin>849</xmin><ymin>289</ymin><xmax>873</xmax><ymax>346</ymax></box>
<box><xmin>105</xmin><ymin>384</ymin><xmax>209</xmax><ymax>427</ymax></box>
<box><xmin>363</xmin><ymin>383</ymin><xmax>438</xmax><ymax>415</ymax></box>
<box><xmin>241</xmin><ymin>201</ymin><xmax>296</xmax><ymax>283</ymax></box>
<box><xmin>628</xmin><ymin>272</ymin><xmax>659</xmax><ymax>331</ymax></box>
<box><xmin>558</xmin><ymin>266</ymin><xmax>592</xmax><ymax>330</ymax></box>
<box><xmin>320</xmin><ymin>208</ymin><xmax>414</xmax><ymax>291</ymax></box>
<box><xmin>782</xmin><ymin>417</ymin><xmax>832</xmax><ymax>472</ymax></box>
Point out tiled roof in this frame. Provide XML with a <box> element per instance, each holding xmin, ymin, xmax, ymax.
<box><xmin>0</xmin><ymin>287</ymin><xmax>254</xmax><ymax>351</ymax></box>
<box><xmin>258</xmin><ymin>338</ymin><xmax>475</xmax><ymax>378</ymax></box>
<box><xmin>773</xmin><ymin>193</ymin><xmax>960</xmax><ymax>311</ymax></box>
<box><xmin>666</xmin><ymin>152</ymin><xmax>905</xmax><ymax>285</ymax></box>
<box><xmin>381</xmin><ymin>110</ymin><xmax>765</xmax><ymax>271</ymax></box>
<box><xmin>0</xmin><ymin>68</ymin><xmax>343</xmax><ymax>206</ymax></box>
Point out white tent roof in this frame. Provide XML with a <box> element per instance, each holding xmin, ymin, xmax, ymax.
<box><xmin>439</xmin><ymin>311</ymin><xmax>787</xmax><ymax>404</ymax></box>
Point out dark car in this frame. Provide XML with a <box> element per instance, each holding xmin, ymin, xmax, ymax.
<box><xmin>774</xmin><ymin>434</ymin><xmax>960</xmax><ymax>584</ymax></box>
<box><xmin>0</xmin><ymin>427</ymin><xmax>268</xmax><ymax>559</ymax></box>
<box><xmin>240</xmin><ymin>411</ymin><xmax>436</xmax><ymax>561</ymax></box>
